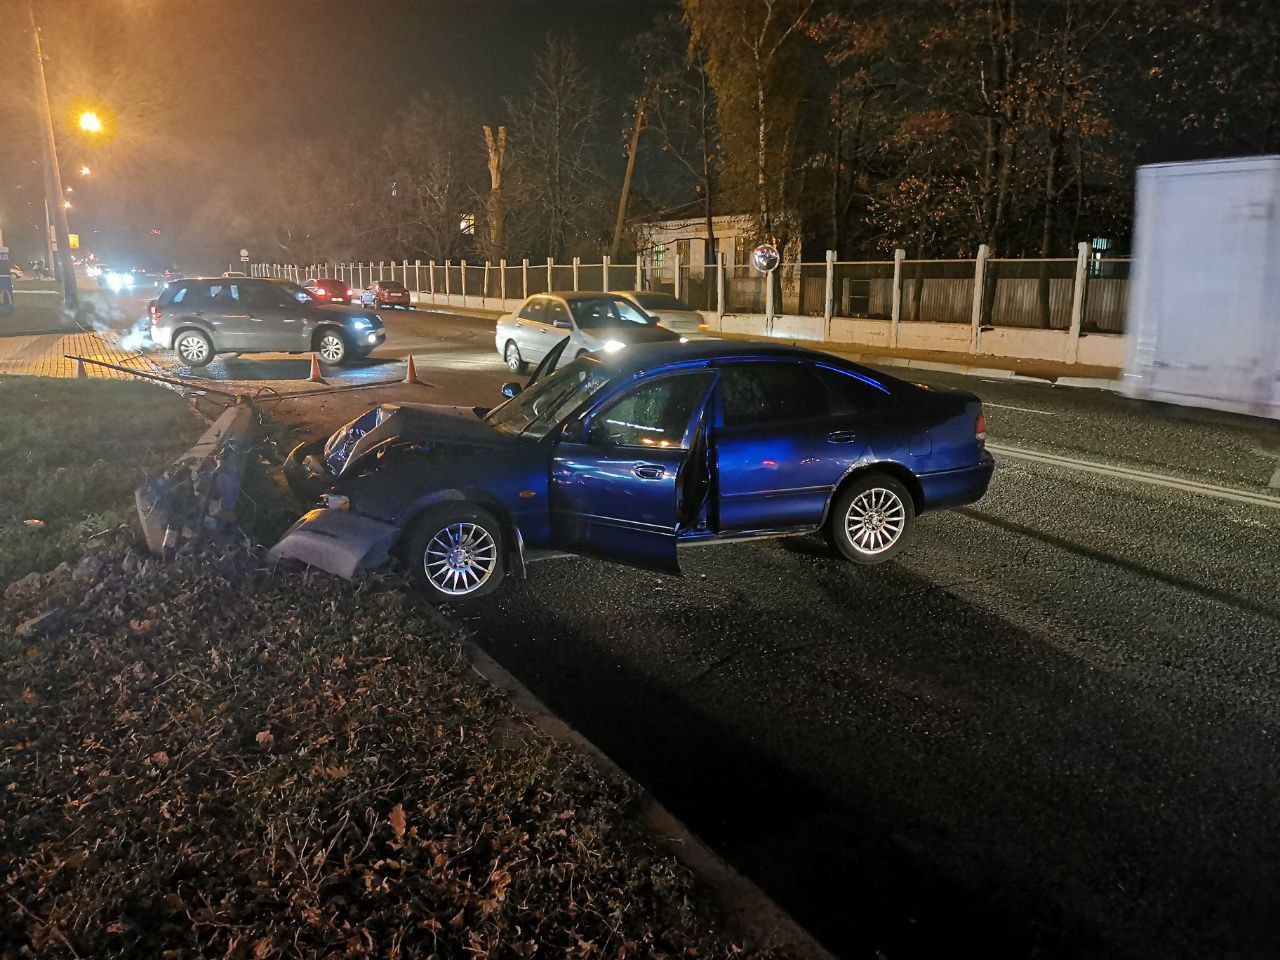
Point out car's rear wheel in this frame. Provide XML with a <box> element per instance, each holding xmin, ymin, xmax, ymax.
<box><xmin>826</xmin><ymin>473</ymin><xmax>914</xmax><ymax>565</ymax></box>
<box><xmin>504</xmin><ymin>341</ymin><xmax>527</xmax><ymax>373</ymax></box>
<box><xmin>175</xmin><ymin>329</ymin><xmax>213</xmax><ymax>367</ymax></box>
<box><xmin>315</xmin><ymin>330</ymin><xmax>348</xmax><ymax>366</ymax></box>
<box><xmin>404</xmin><ymin>504</ymin><xmax>506</xmax><ymax>604</ymax></box>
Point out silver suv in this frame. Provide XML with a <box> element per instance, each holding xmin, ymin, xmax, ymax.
<box><xmin>148</xmin><ymin>277</ymin><xmax>385</xmax><ymax>367</ymax></box>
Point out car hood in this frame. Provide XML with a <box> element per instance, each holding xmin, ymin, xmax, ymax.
<box><xmin>581</xmin><ymin>324</ymin><xmax>680</xmax><ymax>344</ymax></box>
<box><xmin>324</xmin><ymin>402</ymin><xmax>502</xmax><ymax>475</ymax></box>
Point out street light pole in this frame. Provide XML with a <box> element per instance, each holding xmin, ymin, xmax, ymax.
<box><xmin>27</xmin><ymin>0</ymin><xmax>78</xmax><ymax>308</ymax></box>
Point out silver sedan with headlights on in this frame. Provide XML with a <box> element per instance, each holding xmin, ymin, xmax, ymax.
<box><xmin>494</xmin><ymin>291</ymin><xmax>681</xmax><ymax>373</ymax></box>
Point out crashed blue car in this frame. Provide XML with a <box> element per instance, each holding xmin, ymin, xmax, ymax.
<box><xmin>275</xmin><ymin>338</ymin><xmax>993</xmax><ymax>603</ymax></box>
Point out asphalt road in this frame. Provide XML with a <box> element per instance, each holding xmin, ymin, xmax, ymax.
<box><xmin>125</xmin><ymin>295</ymin><xmax>1280</xmax><ymax>958</ymax></box>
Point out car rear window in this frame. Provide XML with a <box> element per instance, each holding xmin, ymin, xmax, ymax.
<box><xmin>381</xmin><ymin>282</ymin><xmax>406</xmax><ymax>291</ymax></box>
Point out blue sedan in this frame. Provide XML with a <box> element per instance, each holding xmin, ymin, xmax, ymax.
<box><xmin>276</xmin><ymin>338</ymin><xmax>994</xmax><ymax>603</ymax></box>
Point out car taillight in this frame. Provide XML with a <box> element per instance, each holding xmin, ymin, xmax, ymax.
<box><xmin>148</xmin><ymin>303</ymin><xmax>161</xmax><ymax>325</ymax></box>
<box><xmin>975</xmin><ymin>409</ymin><xmax>987</xmax><ymax>444</ymax></box>
<box><xmin>346</xmin><ymin>288</ymin><xmax>354</xmax><ymax>297</ymax></box>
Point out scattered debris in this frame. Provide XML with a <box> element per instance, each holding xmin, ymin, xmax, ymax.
<box><xmin>14</xmin><ymin>606</ymin><xmax>64</xmax><ymax>639</ymax></box>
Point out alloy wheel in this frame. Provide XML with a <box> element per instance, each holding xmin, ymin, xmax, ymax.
<box><xmin>505</xmin><ymin>342</ymin><xmax>523</xmax><ymax>372</ymax></box>
<box><xmin>844</xmin><ymin>487</ymin><xmax>907</xmax><ymax>555</ymax></box>
<box><xmin>423</xmin><ymin>521</ymin><xmax>498</xmax><ymax>596</ymax></box>
<box><xmin>318</xmin><ymin>333</ymin><xmax>345</xmax><ymax>364</ymax></box>
<box><xmin>177</xmin><ymin>333</ymin><xmax>209</xmax><ymax>363</ymax></box>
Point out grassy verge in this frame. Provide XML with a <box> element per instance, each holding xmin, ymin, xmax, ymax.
<box><xmin>0</xmin><ymin>377</ymin><xmax>201</xmax><ymax>584</ymax></box>
<box><xmin>0</xmin><ymin>543</ymin><xmax>770</xmax><ymax>957</ymax></box>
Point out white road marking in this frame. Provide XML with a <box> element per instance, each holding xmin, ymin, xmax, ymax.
<box><xmin>987</xmin><ymin>442</ymin><xmax>1280</xmax><ymax>510</ymax></box>
<box><xmin>985</xmin><ymin>402</ymin><xmax>1058</xmax><ymax>416</ymax></box>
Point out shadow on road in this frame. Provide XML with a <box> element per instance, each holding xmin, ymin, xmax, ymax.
<box><xmin>464</xmin><ymin>537</ymin><xmax>1280</xmax><ymax>959</ymax></box>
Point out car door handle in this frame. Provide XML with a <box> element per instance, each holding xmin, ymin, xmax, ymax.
<box><xmin>633</xmin><ymin>464</ymin><xmax>665</xmax><ymax>480</ymax></box>
<box><xmin>826</xmin><ymin>430</ymin><xmax>858</xmax><ymax>443</ymax></box>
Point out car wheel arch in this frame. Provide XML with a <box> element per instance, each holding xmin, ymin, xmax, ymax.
<box><xmin>311</xmin><ymin>323</ymin><xmax>347</xmax><ymax>348</ymax></box>
<box><xmin>821</xmin><ymin>461</ymin><xmax>924</xmax><ymax>528</ymax></box>
<box><xmin>397</xmin><ymin>489</ymin><xmax>526</xmax><ymax>579</ymax></box>
<box><xmin>172</xmin><ymin>324</ymin><xmax>216</xmax><ymax>352</ymax></box>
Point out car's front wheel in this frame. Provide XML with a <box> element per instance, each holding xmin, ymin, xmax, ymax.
<box><xmin>315</xmin><ymin>330</ymin><xmax>348</xmax><ymax>366</ymax></box>
<box><xmin>404</xmin><ymin>504</ymin><xmax>506</xmax><ymax>604</ymax></box>
<box><xmin>174</xmin><ymin>329</ymin><xmax>214</xmax><ymax>367</ymax></box>
<box><xmin>826</xmin><ymin>473</ymin><xmax>914</xmax><ymax>565</ymax></box>
<box><xmin>504</xmin><ymin>341</ymin><xmax>527</xmax><ymax>373</ymax></box>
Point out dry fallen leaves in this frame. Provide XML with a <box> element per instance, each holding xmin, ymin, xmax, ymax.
<box><xmin>389</xmin><ymin>803</ymin><xmax>406</xmax><ymax>844</ymax></box>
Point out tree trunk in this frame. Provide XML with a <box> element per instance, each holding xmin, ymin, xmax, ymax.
<box><xmin>483</xmin><ymin>125</ymin><xmax>507</xmax><ymax>260</ymax></box>
<box><xmin>611</xmin><ymin>98</ymin><xmax>645</xmax><ymax>261</ymax></box>
<box><xmin>756</xmin><ymin>68</ymin><xmax>770</xmax><ymax>235</ymax></box>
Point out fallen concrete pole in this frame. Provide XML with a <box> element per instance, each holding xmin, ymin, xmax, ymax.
<box><xmin>135</xmin><ymin>397</ymin><xmax>257</xmax><ymax>553</ymax></box>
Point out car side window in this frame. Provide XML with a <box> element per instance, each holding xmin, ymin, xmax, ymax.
<box><xmin>718</xmin><ymin>362</ymin><xmax>831</xmax><ymax>427</ymax></box>
<box><xmin>519</xmin><ymin>298</ymin><xmax>546</xmax><ymax>323</ymax></box>
<box><xmin>546</xmin><ymin>301</ymin><xmax>572</xmax><ymax>328</ymax></box>
<box><xmin>589</xmin><ymin>373</ymin><xmax>714</xmax><ymax>449</ymax></box>
<box><xmin>612</xmin><ymin>298</ymin><xmax>652</xmax><ymax>326</ymax></box>
<box><xmin>813</xmin><ymin>366</ymin><xmax>892</xmax><ymax>415</ymax></box>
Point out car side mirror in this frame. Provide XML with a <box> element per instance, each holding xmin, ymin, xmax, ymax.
<box><xmin>501</xmin><ymin>381</ymin><xmax>522</xmax><ymax>399</ymax></box>
<box><xmin>554</xmin><ymin>318</ymin><xmax>571</xmax><ymax>329</ymax></box>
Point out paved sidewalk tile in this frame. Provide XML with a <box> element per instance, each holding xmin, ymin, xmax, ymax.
<box><xmin>0</xmin><ymin>329</ymin><xmax>169</xmax><ymax>381</ymax></box>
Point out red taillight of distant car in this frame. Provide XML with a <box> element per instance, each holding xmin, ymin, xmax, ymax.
<box><xmin>975</xmin><ymin>410</ymin><xmax>987</xmax><ymax>444</ymax></box>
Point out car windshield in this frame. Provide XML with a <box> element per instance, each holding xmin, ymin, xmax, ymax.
<box><xmin>570</xmin><ymin>296</ymin><xmax>655</xmax><ymax>330</ymax></box>
<box><xmin>633</xmin><ymin>292</ymin><xmax>689</xmax><ymax>311</ymax></box>
<box><xmin>485</xmin><ymin>358</ymin><xmax>615</xmax><ymax>438</ymax></box>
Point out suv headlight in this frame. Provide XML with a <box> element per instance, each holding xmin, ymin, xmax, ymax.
<box><xmin>351</xmin><ymin>317</ymin><xmax>371</xmax><ymax>330</ymax></box>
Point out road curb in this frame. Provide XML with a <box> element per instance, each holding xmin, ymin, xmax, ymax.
<box><xmin>459</xmin><ymin>638</ymin><xmax>835</xmax><ymax>959</ymax></box>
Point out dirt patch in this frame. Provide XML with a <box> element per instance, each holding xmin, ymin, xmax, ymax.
<box><xmin>0</xmin><ymin>539</ymin><xmax>782</xmax><ymax>958</ymax></box>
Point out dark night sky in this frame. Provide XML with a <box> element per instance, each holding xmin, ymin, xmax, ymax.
<box><xmin>0</xmin><ymin>0</ymin><xmax>668</xmax><ymax>265</ymax></box>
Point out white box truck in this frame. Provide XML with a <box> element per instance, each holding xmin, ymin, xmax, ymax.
<box><xmin>1124</xmin><ymin>155</ymin><xmax>1280</xmax><ymax>420</ymax></box>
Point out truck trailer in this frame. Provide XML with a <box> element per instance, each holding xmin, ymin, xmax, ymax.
<box><xmin>1124</xmin><ymin>155</ymin><xmax>1280</xmax><ymax>420</ymax></box>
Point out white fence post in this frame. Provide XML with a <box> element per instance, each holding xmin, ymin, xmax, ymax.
<box><xmin>414</xmin><ymin>259</ymin><xmax>421</xmax><ymax>293</ymax></box>
<box><xmin>635</xmin><ymin>254</ymin><xmax>643</xmax><ymax>290</ymax></box>
<box><xmin>521</xmin><ymin>258</ymin><xmax>529</xmax><ymax>298</ymax></box>
<box><xmin>1067</xmin><ymin>240</ymin><xmax>1089</xmax><ymax>364</ymax></box>
<box><xmin>970</xmin><ymin>244</ymin><xmax>989</xmax><ymax>353</ymax></box>
<box><xmin>673</xmin><ymin>252</ymin><xmax>682</xmax><ymax>301</ymax></box>
<box><xmin>602</xmin><ymin>254</ymin><xmax>610</xmax><ymax>291</ymax></box>
<box><xmin>765</xmin><ymin>268</ymin><xmax>775</xmax><ymax>333</ymax></box>
<box><xmin>824</xmin><ymin>249</ymin><xmax>835</xmax><ymax>339</ymax></box>
<box><xmin>444</xmin><ymin>261</ymin><xmax>451</xmax><ymax>297</ymax></box>
<box><xmin>402</xmin><ymin>259</ymin><xmax>409</xmax><ymax>290</ymax></box>
<box><xmin>572</xmin><ymin>256</ymin><xmax>580</xmax><ymax>290</ymax></box>
<box><xmin>461</xmin><ymin>260</ymin><xmax>468</xmax><ymax>302</ymax></box>
<box><xmin>716</xmin><ymin>251</ymin><xmax>725</xmax><ymax>325</ymax></box>
<box><xmin>546</xmin><ymin>257</ymin><xmax>553</xmax><ymax>292</ymax></box>
<box><xmin>890</xmin><ymin>248</ymin><xmax>905</xmax><ymax>348</ymax></box>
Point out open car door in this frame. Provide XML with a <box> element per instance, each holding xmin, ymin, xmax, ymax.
<box><xmin>549</xmin><ymin>368</ymin><xmax>717</xmax><ymax>574</ymax></box>
<box><xmin>526</xmin><ymin>335</ymin><xmax>571</xmax><ymax>388</ymax></box>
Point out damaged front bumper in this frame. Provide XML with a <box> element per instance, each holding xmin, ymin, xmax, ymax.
<box><xmin>268</xmin><ymin>507</ymin><xmax>400</xmax><ymax>580</ymax></box>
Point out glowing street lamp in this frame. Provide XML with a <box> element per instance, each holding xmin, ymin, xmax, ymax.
<box><xmin>63</xmin><ymin>199</ymin><xmax>72</xmax><ymax>209</ymax></box>
<box><xmin>80</xmin><ymin>165</ymin><xmax>91</xmax><ymax>176</ymax></box>
<box><xmin>78</xmin><ymin>110</ymin><xmax>103</xmax><ymax>133</ymax></box>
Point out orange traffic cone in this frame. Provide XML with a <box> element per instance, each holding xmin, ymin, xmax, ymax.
<box><xmin>307</xmin><ymin>352</ymin><xmax>326</xmax><ymax>384</ymax></box>
<box><xmin>74</xmin><ymin>357</ymin><xmax>88</xmax><ymax>379</ymax></box>
<box><xmin>403</xmin><ymin>353</ymin><xmax>420</xmax><ymax>385</ymax></box>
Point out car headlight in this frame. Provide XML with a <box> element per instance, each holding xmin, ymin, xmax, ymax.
<box><xmin>351</xmin><ymin>317</ymin><xmax>370</xmax><ymax>330</ymax></box>
<box><xmin>602</xmin><ymin>339</ymin><xmax>626</xmax><ymax>353</ymax></box>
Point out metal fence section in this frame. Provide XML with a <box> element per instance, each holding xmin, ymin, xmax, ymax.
<box><xmin>256</xmin><ymin>245</ymin><xmax>1132</xmax><ymax>363</ymax></box>
<box><xmin>832</xmin><ymin>261</ymin><xmax>895</xmax><ymax>319</ymax></box>
<box><xmin>900</xmin><ymin>259</ymin><xmax>975</xmax><ymax>324</ymax></box>
<box><xmin>725</xmin><ymin>264</ymin><xmax>766</xmax><ymax>314</ymax></box>
<box><xmin>1083</xmin><ymin>259</ymin><xmax>1130</xmax><ymax>333</ymax></box>
<box><xmin>985</xmin><ymin>258</ymin><xmax>1076</xmax><ymax>329</ymax></box>
<box><xmin>607</xmin><ymin>264</ymin><xmax>638</xmax><ymax>291</ymax></box>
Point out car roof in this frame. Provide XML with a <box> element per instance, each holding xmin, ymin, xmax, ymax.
<box><xmin>533</xmin><ymin>291</ymin><xmax>628</xmax><ymax>302</ymax></box>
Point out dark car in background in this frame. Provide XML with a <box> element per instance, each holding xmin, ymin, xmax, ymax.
<box><xmin>304</xmin><ymin>277</ymin><xmax>355</xmax><ymax>304</ymax></box>
<box><xmin>277</xmin><ymin>338</ymin><xmax>993</xmax><ymax>603</ymax></box>
<box><xmin>148</xmin><ymin>277</ymin><xmax>384</xmax><ymax>367</ymax></box>
<box><xmin>360</xmin><ymin>280</ymin><xmax>411</xmax><ymax>310</ymax></box>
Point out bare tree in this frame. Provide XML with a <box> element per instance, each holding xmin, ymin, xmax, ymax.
<box><xmin>482</xmin><ymin>125</ymin><xmax>508</xmax><ymax>259</ymax></box>
<box><xmin>503</xmin><ymin>36</ymin><xmax>609</xmax><ymax>260</ymax></box>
